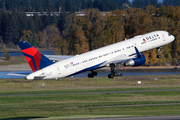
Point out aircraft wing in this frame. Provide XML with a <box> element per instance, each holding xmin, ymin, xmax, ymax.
<box><xmin>45</xmin><ymin>55</ymin><xmax>74</xmax><ymax>62</ymax></box>
<box><xmin>105</xmin><ymin>54</ymin><xmax>129</xmax><ymax>65</ymax></box>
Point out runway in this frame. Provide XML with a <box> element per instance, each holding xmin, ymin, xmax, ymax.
<box><xmin>1</xmin><ymin>68</ymin><xmax>180</xmax><ymax>79</ymax></box>
<box><xmin>1</xmin><ymin>89</ymin><xmax>180</xmax><ymax>97</ymax></box>
<box><xmin>73</xmin><ymin>115</ymin><xmax>180</xmax><ymax>120</ymax></box>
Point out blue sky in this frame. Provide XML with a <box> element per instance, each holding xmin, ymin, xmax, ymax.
<box><xmin>129</xmin><ymin>0</ymin><xmax>163</xmax><ymax>3</ymax></box>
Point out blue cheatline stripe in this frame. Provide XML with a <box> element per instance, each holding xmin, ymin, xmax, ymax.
<box><xmin>23</xmin><ymin>53</ymin><xmax>38</xmax><ymax>71</ymax></box>
<box><xmin>18</xmin><ymin>41</ymin><xmax>33</xmax><ymax>50</ymax></box>
<box><xmin>66</xmin><ymin>61</ymin><xmax>106</xmax><ymax>77</ymax></box>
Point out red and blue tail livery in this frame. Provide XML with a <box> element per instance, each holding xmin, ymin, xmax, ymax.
<box><xmin>17</xmin><ymin>31</ymin><xmax>174</xmax><ymax>80</ymax></box>
<box><xmin>18</xmin><ymin>41</ymin><xmax>54</xmax><ymax>72</ymax></box>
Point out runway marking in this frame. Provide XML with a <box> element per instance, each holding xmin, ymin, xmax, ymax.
<box><xmin>31</xmin><ymin>115</ymin><xmax>132</xmax><ymax>120</ymax></box>
<box><xmin>29</xmin><ymin>115</ymin><xmax>180</xmax><ymax>120</ymax></box>
<box><xmin>1</xmin><ymin>89</ymin><xmax>180</xmax><ymax>97</ymax></box>
<box><xmin>1</xmin><ymin>103</ymin><xmax>180</xmax><ymax>111</ymax></box>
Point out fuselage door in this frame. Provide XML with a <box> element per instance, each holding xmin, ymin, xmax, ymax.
<box><xmin>162</xmin><ymin>34</ymin><xmax>166</xmax><ymax>41</ymax></box>
<box><xmin>57</xmin><ymin>67</ymin><xmax>61</xmax><ymax>75</ymax></box>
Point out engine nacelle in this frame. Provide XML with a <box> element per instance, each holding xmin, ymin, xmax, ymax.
<box><xmin>124</xmin><ymin>54</ymin><xmax>146</xmax><ymax>66</ymax></box>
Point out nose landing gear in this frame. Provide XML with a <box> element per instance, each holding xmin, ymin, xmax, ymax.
<box><xmin>156</xmin><ymin>47</ymin><xmax>162</xmax><ymax>58</ymax></box>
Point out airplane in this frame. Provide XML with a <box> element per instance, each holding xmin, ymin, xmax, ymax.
<box><xmin>18</xmin><ymin>31</ymin><xmax>175</xmax><ymax>80</ymax></box>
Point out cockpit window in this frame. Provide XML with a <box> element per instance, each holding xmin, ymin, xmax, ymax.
<box><xmin>168</xmin><ymin>33</ymin><xmax>171</xmax><ymax>36</ymax></box>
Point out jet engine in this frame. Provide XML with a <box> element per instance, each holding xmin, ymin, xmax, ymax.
<box><xmin>124</xmin><ymin>54</ymin><xmax>146</xmax><ymax>66</ymax></box>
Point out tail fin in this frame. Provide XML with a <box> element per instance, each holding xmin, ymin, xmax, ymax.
<box><xmin>18</xmin><ymin>41</ymin><xmax>54</xmax><ymax>72</ymax></box>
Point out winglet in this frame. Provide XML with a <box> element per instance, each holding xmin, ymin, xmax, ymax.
<box><xmin>135</xmin><ymin>47</ymin><xmax>141</xmax><ymax>57</ymax></box>
<box><xmin>18</xmin><ymin>41</ymin><xmax>54</xmax><ymax>72</ymax></box>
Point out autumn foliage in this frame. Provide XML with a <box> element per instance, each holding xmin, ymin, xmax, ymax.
<box><xmin>2</xmin><ymin>5</ymin><xmax>180</xmax><ymax>66</ymax></box>
<box><xmin>50</xmin><ymin>7</ymin><xmax>180</xmax><ymax>66</ymax></box>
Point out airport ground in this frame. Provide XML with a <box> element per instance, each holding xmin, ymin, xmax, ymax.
<box><xmin>0</xmin><ymin>74</ymin><xmax>180</xmax><ymax>119</ymax></box>
<box><xmin>0</xmin><ymin>56</ymin><xmax>180</xmax><ymax>119</ymax></box>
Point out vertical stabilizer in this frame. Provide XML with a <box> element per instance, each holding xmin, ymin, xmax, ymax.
<box><xmin>18</xmin><ymin>41</ymin><xmax>54</xmax><ymax>72</ymax></box>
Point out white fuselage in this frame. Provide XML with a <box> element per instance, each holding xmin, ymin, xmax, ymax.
<box><xmin>26</xmin><ymin>31</ymin><xmax>175</xmax><ymax>80</ymax></box>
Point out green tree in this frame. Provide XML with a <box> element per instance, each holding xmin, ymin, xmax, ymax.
<box><xmin>114</xmin><ymin>0</ymin><xmax>132</xmax><ymax>9</ymax></box>
<box><xmin>65</xmin><ymin>0</ymin><xmax>72</xmax><ymax>12</ymax></box>
<box><xmin>151</xmin><ymin>0</ymin><xmax>159</xmax><ymax>7</ymax></box>
<box><xmin>163</xmin><ymin>0</ymin><xmax>174</xmax><ymax>6</ymax></box>
<box><xmin>33</xmin><ymin>0</ymin><xmax>41</xmax><ymax>12</ymax></box>
<box><xmin>87</xmin><ymin>0</ymin><xmax>93</xmax><ymax>9</ymax></box>
<box><xmin>132</xmin><ymin>0</ymin><xmax>143</xmax><ymax>9</ymax></box>
<box><xmin>93</xmin><ymin>0</ymin><xmax>116</xmax><ymax>11</ymax></box>
<box><xmin>33</xmin><ymin>13</ymin><xmax>39</xmax><ymax>34</ymax></box>
<box><xmin>32</xmin><ymin>29</ymin><xmax>37</xmax><ymax>46</ymax></box>
<box><xmin>2</xmin><ymin>12</ymin><xmax>19</xmax><ymax>44</ymax></box>
<box><xmin>18</xmin><ymin>13</ymin><xmax>28</xmax><ymax>31</ymax></box>
<box><xmin>42</xmin><ymin>0</ymin><xmax>51</xmax><ymax>12</ymax></box>
<box><xmin>174</xmin><ymin>0</ymin><xmax>180</xmax><ymax>6</ymax></box>
<box><xmin>82</xmin><ymin>0</ymin><xmax>87</xmax><ymax>10</ymax></box>
<box><xmin>3</xmin><ymin>49</ymin><xmax>11</xmax><ymax>60</ymax></box>
<box><xmin>21</xmin><ymin>0</ymin><xmax>30</xmax><ymax>12</ymax></box>
<box><xmin>144</xmin><ymin>0</ymin><xmax>159</xmax><ymax>8</ymax></box>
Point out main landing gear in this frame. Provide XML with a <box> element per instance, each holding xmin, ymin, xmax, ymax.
<box><xmin>88</xmin><ymin>70</ymin><xmax>97</xmax><ymax>78</ymax></box>
<box><xmin>156</xmin><ymin>47</ymin><xmax>162</xmax><ymax>58</ymax></box>
<box><xmin>108</xmin><ymin>63</ymin><xmax>122</xmax><ymax>79</ymax></box>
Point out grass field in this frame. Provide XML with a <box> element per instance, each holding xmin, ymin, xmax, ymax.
<box><xmin>0</xmin><ymin>56</ymin><xmax>26</xmax><ymax>65</ymax></box>
<box><xmin>0</xmin><ymin>75</ymin><xmax>180</xmax><ymax>119</ymax></box>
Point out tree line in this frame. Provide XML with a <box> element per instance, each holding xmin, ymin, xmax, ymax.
<box><xmin>51</xmin><ymin>6</ymin><xmax>180</xmax><ymax>66</ymax></box>
<box><xmin>0</xmin><ymin>0</ymin><xmax>180</xmax><ymax>12</ymax></box>
<box><xmin>0</xmin><ymin>4</ymin><xmax>180</xmax><ymax>66</ymax></box>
